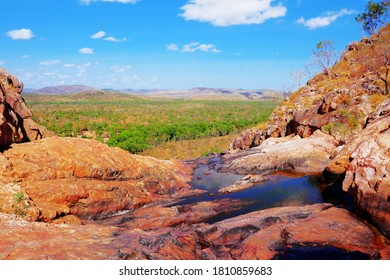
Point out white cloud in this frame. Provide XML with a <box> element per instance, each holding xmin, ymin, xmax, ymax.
<box><xmin>91</xmin><ymin>31</ymin><xmax>127</xmax><ymax>42</ymax></box>
<box><xmin>198</xmin><ymin>43</ymin><xmax>221</xmax><ymax>53</ymax></box>
<box><xmin>64</xmin><ymin>63</ymin><xmax>76</xmax><ymax>68</ymax></box>
<box><xmin>40</xmin><ymin>60</ymin><xmax>61</xmax><ymax>66</ymax></box>
<box><xmin>81</xmin><ymin>0</ymin><xmax>139</xmax><ymax>4</ymax></box>
<box><xmin>79</xmin><ymin>47</ymin><xmax>95</xmax><ymax>54</ymax></box>
<box><xmin>180</xmin><ymin>0</ymin><xmax>287</xmax><ymax>27</ymax></box>
<box><xmin>59</xmin><ymin>74</ymin><xmax>70</xmax><ymax>79</ymax></box>
<box><xmin>76</xmin><ymin>63</ymin><xmax>92</xmax><ymax>77</ymax></box>
<box><xmin>132</xmin><ymin>75</ymin><xmax>141</xmax><ymax>81</ymax></box>
<box><xmin>167</xmin><ymin>42</ymin><xmax>221</xmax><ymax>53</ymax></box>
<box><xmin>22</xmin><ymin>55</ymin><xmax>30</xmax><ymax>59</ymax></box>
<box><xmin>91</xmin><ymin>31</ymin><xmax>106</xmax><ymax>39</ymax></box>
<box><xmin>111</xmin><ymin>65</ymin><xmax>132</xmax><ymax>73</ymax></box>
<box><xmin>7</xmin><ymin>28</ymin><xmax>34</xmax><ymax>40</ymax></box>
<box><xmin>182</xmin><ymin>42</ymin><xmax>221</xmax><ymax>53</ymax></box>
<box><xmin>297</xmin><ymin>9</ymin><xmax>355</xmax><ymax>30</ymax></box>
<box><xmin>166</xmin><ymin>43</ymin><xmax>179</xmax><ymax>51</ymax></box>
<box><xmin>104</xmin><ymin>36</ymin><xmax>128</xmax><ymax>42</ymax></box>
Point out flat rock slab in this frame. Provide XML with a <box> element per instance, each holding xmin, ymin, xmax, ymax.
<box><xmin>222</xmin><ymin>130</ymin><xmax>338</xmax><ymax>175</ymax></box>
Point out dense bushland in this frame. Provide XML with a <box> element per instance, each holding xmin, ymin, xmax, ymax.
<box><xmin>25</xmin><ymin>92</ymin><xmax>277</xmax><ymax>155</ymax></box>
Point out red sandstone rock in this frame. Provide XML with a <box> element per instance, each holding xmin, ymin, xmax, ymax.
<box><xmin>96</xmin><ymin>199</ymin><xmax>250</xmax><ymax>230</ymax></box>
<box><xmin>0</xmin><ymin>137</ymin><xmax>194</xmax><ymax>222</ymax></box>
<box><xmin>198</xmin><ymin>204</ymin><xmax>388</xmax><ymax>260</ymax></box>
<box><xmin>1</xmin><ymin>204</ymin><xmax>388</xmax><ymax>260</ymax></box>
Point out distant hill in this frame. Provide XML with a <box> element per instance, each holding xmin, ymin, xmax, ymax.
<box><xmin>24</xmin><ymin>85</ymin><xmax>282</xmax><ymax>100</ymax></box>
<box><xmin>26</xmin><ymin>85</ymin><xmax>99</xmax><ymax>95</ymax></box>
<box><xmin>118</xmin><ymin>87</ymin><xmax>282</xmax><ymax>100</ymax></box>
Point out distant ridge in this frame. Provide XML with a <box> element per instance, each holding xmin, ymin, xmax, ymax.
<box><xmin>26</xmin><ymin>85</ymin><xmax>99</xmax><ymax>95</ymax></box>
<box><xmin>25</xmin><ymin>85</ymin><xmax>282</xmax><ymax>100</ymax></box>
<box><xmin>118</xmin><ymin>87</ymin><xmax>282</xmax><ymax>100</ymax></box>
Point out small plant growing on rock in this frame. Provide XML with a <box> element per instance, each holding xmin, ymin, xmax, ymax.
<box><xmin>13</xmin><ymin>191</ymin><xmax>29</xmax><ymax>216</ymax></box>
<box><xmin>14</xmin><ymin>191</ymin><xmax>24</xmax><ymax>203</ymax></box>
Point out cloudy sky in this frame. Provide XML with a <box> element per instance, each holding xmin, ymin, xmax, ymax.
<box><xmin>0</xmin><ymin>0</ymin><xmax>368</xmax><ymax>90</ymax></box>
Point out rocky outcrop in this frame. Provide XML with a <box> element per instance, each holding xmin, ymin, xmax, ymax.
<box><xmin>0</xmin><ymin>68</ymin><xmax>42</xmax><ymax>147</ymax></box>
<box><xmin>322</xmin><ymin>99</ymin><xmax>390</xmax><ymax>237</ymax></box>
<box><xmin>1</xmin><ymin>203</ymin><xmax>388</xmax><ymax>259</ymax></box>
<box><xmin>227</xmin><ymin>25</ymin><xmax>390</xmax><ymax>238</ymax></box>
<box><xmin>0</xmin><ymin>137</ymin><xmax>195</xmax><ymax>222</ymax></box>
<box><xmin>341</xmin><ymin>126</ymin><xmax>390</xmax><ymax>237</ymax></box>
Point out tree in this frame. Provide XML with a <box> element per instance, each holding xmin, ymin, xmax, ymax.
<box><xmin>312</xmin><ymin>40</ymin><xmax>339</xmax><ymax>77</ymax></box>
<box><xmin>355</xmin><ymin>1</ymin><xmax>390</xmax><ymax>35</ymax></box>
<box><xmin>291</xmin><ymin>70</ymin><xmax>305</xmax><ymax>89</ymax></box>
<box><xmin>279</xmin><ymin>83</ymin><xmax>295</xmax><ymax>99</ymax></box>
<box><xmin>355</xmin><ymin>30</ymin><xmax>390</xmax><ymax>94</ymax></box>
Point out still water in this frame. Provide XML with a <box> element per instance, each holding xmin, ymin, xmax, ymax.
<box><xmin>176</xmin><ymin>163</ymin><xmax>325</xmax><ymax>223</ymax></box>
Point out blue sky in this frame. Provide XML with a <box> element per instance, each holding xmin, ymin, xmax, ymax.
<box><xmin>0</xmin><ymin>0</ymin><xmax>369</xmax><ymax>90</ymax></box>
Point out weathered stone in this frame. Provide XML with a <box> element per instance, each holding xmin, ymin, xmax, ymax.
<box><xmin>342</xmin><ymin>131</ymin><xmax>390</xmax><ymax>237</ymax></box>
<box><xmin>229</xmin><ymin>128</ymin><xmax>263</xmax><ymax>151</ymax></box>
<box><xmin>223</xmin><ymin>130</ymin><xmax>338</xmax><ymax>175</ymax></box>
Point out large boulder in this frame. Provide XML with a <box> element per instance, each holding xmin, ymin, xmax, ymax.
<box><xmin>0</xmin><ymin>137</ymin><xmax>194</xmax><ymax>222</ymax></box>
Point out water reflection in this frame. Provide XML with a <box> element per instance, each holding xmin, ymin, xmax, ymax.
<box><xmin>178</xmin><ymin>164</ymin><xmax>324</xmax><ymax>223</ymax></box>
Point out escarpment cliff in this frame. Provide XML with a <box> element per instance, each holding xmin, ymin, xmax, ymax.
<box><xmin>229</xmin><ymin>24</ymin><xmax>390</xmax><ymax>238</ymax></box>
<box><xmin>0</xmin><ymin>69</ymin><xmax>42</xmax><ymax>147</ymax></box>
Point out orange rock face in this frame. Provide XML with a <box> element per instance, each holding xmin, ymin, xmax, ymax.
<box><xmin>0</xmin><ymin>137</ymin><xmax>194</xmax><ymax>222</ymax></box>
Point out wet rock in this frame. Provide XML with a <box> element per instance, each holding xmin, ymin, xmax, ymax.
<box><xmin>218</xmin><ymin>174</ymin><xmax>266</xmax><ymax>194</ymax></box>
